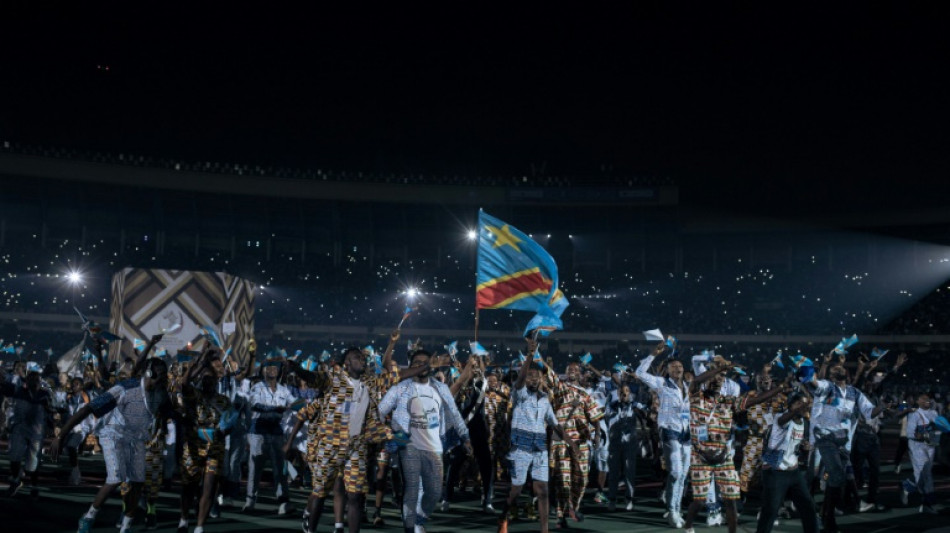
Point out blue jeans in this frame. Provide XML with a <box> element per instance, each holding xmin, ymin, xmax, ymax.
<box><xmin>398</xmin><ymin>444</ymin><xmax>443</xmax><ymax>528</ymax></box>
<box><xmin>661</xmin><ymin>429</ymin><xmax>691</xmax><ymax>513</ymax></box>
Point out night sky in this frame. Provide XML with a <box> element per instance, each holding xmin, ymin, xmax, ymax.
<box><xmin>2</xmin><ymin>4</ymin><xmax>949</xmax><ymax>211</ymax></box>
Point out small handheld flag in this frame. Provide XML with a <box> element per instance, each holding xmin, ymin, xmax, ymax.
<box><xmin>771</xmin><ymin>350</ymin><xmax>785</xmax><ymax>369</ymax></box>
<box><xmin>200</xmin><ymin>326</ymin><xmax>223</xmax><ymax>348</ymax></box>
<box><xmin>397</xmin><ymin>306</ymin><xmax>415</xmax><ymax>330</ymax></box>
<box><xmin>643</xmin><ymin>329</ymin><xmax>664</xmax><ymax>342</ymax></box>
<box><xmin>871</xmin><ymin>347</ymin><xmax>889</xmax><ymax>359</ymax></box>
<box><xmin>133</xmin><ymin>339</ymin><xmax>146</xmax><ymax>352</ymax></box>
<box><xmin>613</xmin><ymin>362</ymin><xmax>628</xmax><ymax>373</ymax></box>
<box><xmin>834</xmin><ymin>334</ymin><xmax>859</xmax><ymax>355</ymax></box>
<box><xmin>470</xmin><ymin>341</ymin><xmax>489</xmax><ymax>357</ymax></box>
<box><xmin>445</xmin><ymin>341</ymin><xmax>459</xmax><ymax>362</ymax></box>
<box><xmin>580</xmin><ymin>352</ymin><xmax>592</xmax><ymax>365</ymax></box>
<box><xmin>666</xmin><ymin>335</ymin><xmax>677</xmax><ymax>350</ymax></box>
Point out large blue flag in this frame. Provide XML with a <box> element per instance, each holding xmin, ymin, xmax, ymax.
<box><xmin>476</xmin><ymin>210</ymin><xmax>568</xmax><ymax>321</ymax></box>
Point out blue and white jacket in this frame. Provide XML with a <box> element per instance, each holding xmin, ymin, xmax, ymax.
<box><xmin>378</xmin><ymin>377</ymin><xmax>470</xmax><ymax>448</ymax></box>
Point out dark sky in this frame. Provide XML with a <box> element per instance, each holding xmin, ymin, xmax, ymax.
<box><xmin>2</xmin><ymin>4</ymin><xmax>949</xmax><ymax>210</ymax></box>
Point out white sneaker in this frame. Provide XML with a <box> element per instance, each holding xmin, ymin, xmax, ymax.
<box><xmin>707</xmin><ymin>510</ymin><xmax>723</xmax><ymax>526</ymax></box>
<box><xmin>667</xmin><ymin>511</ymin><xmax>685</xmax><ymax>528</ymax></box>
<box><xmin>217</xmin><ymin>494</ymin><xmax>225</xmax><ymax>506</ymax></box>
<box><xmin>660</xmin><ymin>490</ymin><xmax>668</xmax><ymax>505</ymax></box>
<box><xmin>243</xmin><ymin>497</ymin><xmax>256</xmax><ymax>512</ymax></box>
<box><xmin>414</xmin><ymin>525</ymin><xmax>427</xmax><ymax>533</ymax></box>
<box><xmin>278</xmin><ymin>502</ymin><xmax>290</xmax><ymax>515</ymax></box>
<box><xmin>901</xmin><ymin>489</ymin><xmax>909</xmax><ymax>506</ymax></box>
<box><xmin>439</xmin><ymin>500</ymin><xmax>450</xmax><ymax>512</ymax></box>
<box><xmin>625</xmin><ymin>501</ymin><xmax>634</xmax><ymax>511</ymax></box>
<box><xmin>895</xmin><ymin>464</ymin><xmax>902</xmax><ymax>475</ymax></box>
<box><xmin>859</xmin><ymin>500</ymin><xmax>875</xmax><ymax>513</ymax></box>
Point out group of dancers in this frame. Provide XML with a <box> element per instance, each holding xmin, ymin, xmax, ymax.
<box><xmin>0</xmin><ymin>329</ymin><xmax>944</xmax><ymax>533</ymax></box>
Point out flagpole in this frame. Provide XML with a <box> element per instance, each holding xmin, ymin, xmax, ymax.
<box><xmin>474</xmin><ymin>307</ymin><xmax>480</xmax><ymax>342</ymax></box>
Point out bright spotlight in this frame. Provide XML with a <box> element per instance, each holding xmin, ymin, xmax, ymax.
<box><xmin>467</xmin><ymin>229</ymin><xmax>478</xmax><ymax>241</ymax></box>
<box><xmin>67</xmin><ymin>271</ymin><xmax>83</xmax><ymax>284</ymax></box>
<box><xmin>406</xmin><ymin>288</ymin><xmax>419</xmax><ymax>299</ymax></box>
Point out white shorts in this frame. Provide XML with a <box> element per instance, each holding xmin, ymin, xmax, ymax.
<box><xmin>508</xmin><ymin>448</ymin><xmax>548</xmax><ymax>485</ymax></box>
<box><xmin>100</xmin><ymin>436</ymin><xmax>147</xmax><ymax>484</ymax></box>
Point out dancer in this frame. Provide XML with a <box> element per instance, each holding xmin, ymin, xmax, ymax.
<box><xmin>901</xmin><ymin>393</ymin><xmax>938</xmax><ymax>514</ymax></box>
<box><xmin>682</xmin><ymin>359</ymin><xmax>788</xmax><ymax>533</ymax></box>
<box><xmin>754</xmin><ymin>391</ymin><xmax>818</xmax><ymax>533</ymax></box>
<box><xmin>497</xmin><ymin>338</ymin><xmax>576</xmax><ymax>533</ymax></box>
<box><xmin>52</xmin><ymin>357</ymin><xmax>171</xmax><ymax>533</ymax></box>
<box><xmin>542</xmin><ymin>357</ymin><xmax>603</xmax><ymax>527</ymax></box>
<box><xmin>635</xmin><ymin>342</ymin><xmax>691</xmax><ymax>528</ymax></box>
<box><xmin>1</xmin><ymin>361</ymin><xmax>53</xmax><ymax>499</ymax></box>
<box><xmin>378</xmin><ymin>348</ymin><xmax>472</xmax><ymax>533</ymax></box>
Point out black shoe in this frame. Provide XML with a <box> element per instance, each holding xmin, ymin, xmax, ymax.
<box><xmin>5</xmin><ymin>479</ymin><xmax>23</xmax><ymax>497</ymax></box>
<box><xmin>29</xmin><ymin>487</ymin><xmax>39</xmax><ymax>500</ymax></box>
<box><xmin>209</xmin><ymin>500</ymin><xmax>220</xmax><ymax>519</ymax></box>
<box><xmin>145</xmin><ymin>513</ymin><xmax>157</xmax><ymax>530</ymax></box>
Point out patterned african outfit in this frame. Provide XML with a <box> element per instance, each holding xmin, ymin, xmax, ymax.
<box><xmin>298</xmin><ymin>365</ymin><xmax>399</xmax><ymax>497</ymax></box>
<box><xmin>543</xmin><ymin>367</ymin><xmax>604</xmax><ymax>517</ymax></box>
<box><xmin>738</xmin><ymin>390</ymin><xmax>786</xmax><ymax>492</ymax></box>
<box><xmin>178</xmin><ymin>384</ymin><xmax>232</xmax><ymax>484</ymax></box>
<box><xmin>688</xmin><ymin>392</ymin><xmax>751</xmax><ymax>501</ymax></box>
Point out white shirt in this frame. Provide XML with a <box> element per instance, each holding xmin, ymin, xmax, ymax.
<box><xmin>408</xmin><ymin>382</ymin><xmax>443</xmax><ymax>453</ymax></box>
<box><xmin>767</xmin><ymin>418</ymin><xmax>806</xmax><ymax>470</ymax></box>
<box><xmin>346</xmin><ymin>375</ymin><xmax>370</xmax><ymax>438</ymax></box>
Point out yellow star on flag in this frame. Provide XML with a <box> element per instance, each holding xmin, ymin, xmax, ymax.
<box><xmin>486</xmin><ymin>224</ymin><xmax>523</xmax><ymax>252</ymax></box>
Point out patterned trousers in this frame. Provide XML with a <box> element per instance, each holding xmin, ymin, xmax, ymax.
<box><xmin>739</xmin><ymin>435</ymin><xmax>765</xmax><ymax>492</ymax></box>
<box><xmin>398</xmin><ymin>444</ymin><xmax>443</xmax><ymax>529</ymax></box>
<box><xmin>550</xmin><ymin>441</ymin><xmax>590</xmax><ymax>517</ymax></box>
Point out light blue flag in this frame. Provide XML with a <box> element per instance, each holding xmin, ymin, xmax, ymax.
<box><xmin>791</xmin><ymin>354</ymin><xmax>814</xmax><ymax>368</ymax></box>
<box><xmin>470</xmin><ymin>341</ymin><xmax>489</xmax><ymax>356</ymax></box>
<box><xmin>445</xmin><ymin>341</ymin><xmax>459</xmax><ymax>361</ymax></box>
<box><xmin>450</xmin><ymin>367</ymin><xmax>460</xmax><ymax>379</ymax></box>
<box><xmin>133</xmin><ymin>339</ymin><xmax>146</xmax><ymax>351</ymax></box>
<box><xmin>476</xmin><ymin>210</ymin><xmax>568</xmax><ymax>315</ymax></box>
<box><xmin>200</xmin><ymin>325</ymin><xmax>222</xmax><ymax>348</ymax></box>
<box><xmin>613</xmin><ymin>362</ymin><xmax>628</xmax><ymax>373</ymax></box>
<box><xmin>2</xmin><ymin>344</ymin><xmax>16</xmax><ymax>355</ymax></box>
<box><xmin>301</xmin><ymin>355</ymin><xmax>319</xmax><ymax>372</ymax></box>
<box><xmin>517</xmin><ymin>351</ymin><xmax>526</xmax><ymax>362</ymax></box>
<box><xmin>666</xmin><ymin>335</ymin><xmax>677</xmax><ymax>349</ymax></box>
<box><xmin>771</xmin><ymin>350</ymin><xmax>785</xmax><ymax>369</ymax></box>
<box><xmin>935</xmin><ymin>416</ymin><xmax>950</xmax><ymax>434</ymax></box>
<box><xmin>523</xmin><ymin>301</ymin><xmax>565</xmax><ymax>338</ymax></box>
<box><xmin>580</xmin><ymin>353</ymin><xmax>592</xmax><ymax>365</ymax></box>
<box><xmin>834</xmin><ymin>334</ymin><xmax>859</xmax><ymax>355</ymax></box>
<box><xmin>871</xmin><ymin>347</ymin><xmax>889</xmax><ymax>359</ymax></box>
<box><xmin>363</xmin><ymin>345</ymin><xmax>376</xmax><ymax>358</ymax></box>
<box><xmin>319</xmin><ymin>350</ymin><xmax>331</xmax><ymax>363</ymax></box>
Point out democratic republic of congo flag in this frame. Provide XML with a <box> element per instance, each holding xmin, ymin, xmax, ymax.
<box><xmin>476</xmin><ymin>210</ymin><xmax>568</xmax><ymax>317</ymax></box>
